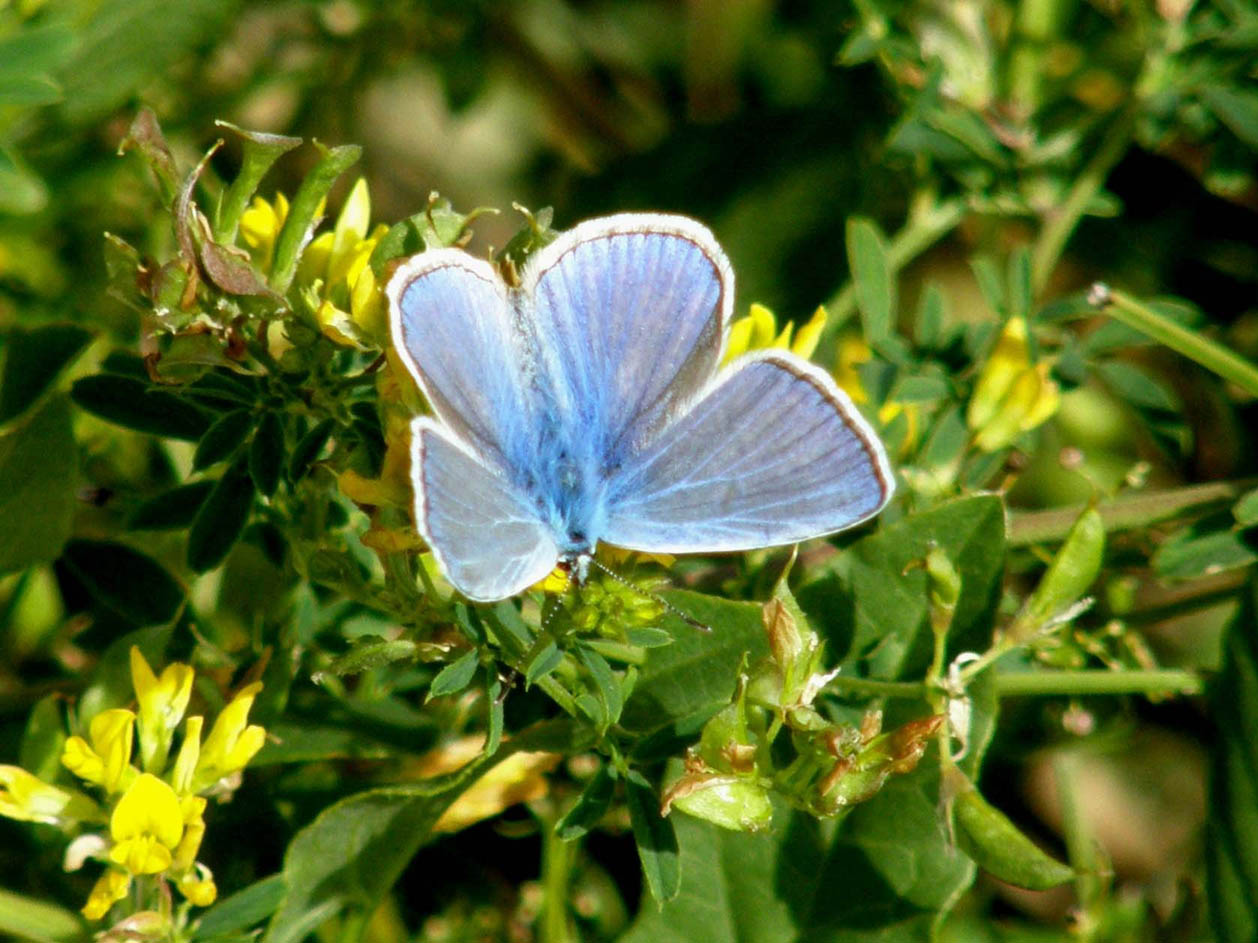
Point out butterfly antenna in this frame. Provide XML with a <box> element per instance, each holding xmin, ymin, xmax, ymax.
<box><xmin>539</xmin><ymin>566</ymin><xmax>577</xmax><ymax>636</ymax></box>
<box><xmin>587</xmin><ymin>558</ymin><xmax>711</xmax><ymax>633</ymax></box>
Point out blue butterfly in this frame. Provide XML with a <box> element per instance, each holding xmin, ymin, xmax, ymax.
<box><xmin>386</xmin><ymin>213</ymin><xmax>894</xmax><ymax>602</ymax></box>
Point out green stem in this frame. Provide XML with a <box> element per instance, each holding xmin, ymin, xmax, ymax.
<box><xmin>1030</xmin><ymin>111</ymin><xmax>1135</xmax><ymax>295</ymax></box>
<box><xmin>541</xmin><ymin>812</ymin><xmax>574</xmax><ymax>943</ymax></box>
<box><xmin>1008</xmin><ymin>480</ymin><xmax>1252</xmax><ymax>546</ymax></box>
<box><xmin>1099</xmin><ymin>287</ymin><xmax>1258</xmax><ymax>397</ymax></box>
<box><xmin>1053</xmin><ymin>753</ymin><xmax>1104</xmax><ymax>919</ymax></box>
<box><xmin>822</xmin><ymin>676</ymin><xmax>927</xmax><ymax>700</ymax></box>
<box><xmin>995</xmin><ymin>668</ymin><xmax>1203</xmax><ymax>697</ymax></box>
<box><xmin>820</xmin><ymin>194</ymin><xmax>966</xmax><ymax>342</ymax></box>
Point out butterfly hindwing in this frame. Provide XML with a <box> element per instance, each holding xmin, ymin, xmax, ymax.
<box><xmin>411</xmin><ymin>418</ymin><xmax>558</xmax><ymax>601</ymax></box>
<box><xmin>602</xmin><ymin>352</ymin><xmax>894</xmax><ymax>554</ymax></box>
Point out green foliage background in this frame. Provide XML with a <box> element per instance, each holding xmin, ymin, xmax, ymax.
<box><xmin>2</xmin><ymin>0</ymin><xmax>1258</xmax><ymax>941</ymax></box>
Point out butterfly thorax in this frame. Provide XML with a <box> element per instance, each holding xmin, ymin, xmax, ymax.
<box><xmin>515</xmin><ymin>419</ymin><xmax>610</xmax><ymax>558</ymax></box>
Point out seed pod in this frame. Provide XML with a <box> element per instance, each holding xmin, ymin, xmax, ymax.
<box><xmin>1012</xmin><ymin>506</ymin><xmax>1105</xmax><ymax>640</ymax></box>
<box><xmin>953</xmin><ymin>782</ymin><xmax>1074</xmax><ymax>890</ymax></box>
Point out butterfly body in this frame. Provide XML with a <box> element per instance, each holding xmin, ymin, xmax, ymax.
<box><xmin>389</xmin><ymin>214</ymin><xmax>893</xmax><ymax>602</ymax></box>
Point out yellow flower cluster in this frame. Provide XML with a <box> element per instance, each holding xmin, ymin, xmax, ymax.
<box><xmin>722</xmin><ymin>302</ymin><xmax>826</xmax><ymax>365</ymax></box>
<box><xmin>242</xmin><ymin>178</ymin><xmax>389</xmax><ymax>348</ymax></box>
<box><xmin>0</xmin><ymin>648</ymin><xmax>267</xmax><ymax>923</ymax></box>
<box><xmin>966</xmin><ymin>316</ymin><xmax>1060</xmax><ymax>452</ymax></box>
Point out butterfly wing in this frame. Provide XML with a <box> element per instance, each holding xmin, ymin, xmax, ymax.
<box><xmin>411</xmin><ymin>418</ymin><xmax>559</xmax><ymax>601</ymax></box>
<box><xmin>388</xmin><ymin>251</ymin><xmax>534</xmax><ymax>469</ymax></box>
<box><xmin>521</xmin><ymin>214</ymin><xmax>732</xmax><ymax>458</ymax></box>
<box><xmin>602</xmin><ymin>352</ymin><xmax>894</xmax><ymax>553</ymax></box>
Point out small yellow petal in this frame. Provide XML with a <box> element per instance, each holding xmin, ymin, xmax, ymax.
<box><xmin>834</xmin><ymin>334</ymin><xmax>872</xmax><ymax>404</ymax></box>
<box><xmin>968</xmin><ymin>317</ymin><xmax>1032</xmax><ymax>432</ymax></box>
<box><xmin>297</xmin><ymin>231</ymin><xmax>335</xmax><ymax>285</ymax></box>
<box><xmin>723</xmin><ymin>317</ymin><xmax>755</xmax><ymax>364</ymax></box>
<box><xmin>332</xmin><ymin>178</ymin><xmax>372</xmax><ymax>255</ymax></box>
<box><xmin>110</xmin><ymin>834</ymin><xmax>173</xmax><ymax>875</ymax></box>
<box><xmin>791</xmin><ymin>306</ymin><xmax>827</xmax><ymax>360</ymax></box>
<box><xmin>111</xmin><ymin>773</ymin><xmax>184</xmax><ymax>850</ymax></box>
<box><xmin>82</xmin><ymin>869</ymin><xmax>130</xmax><ymax>920</ymax></box>
<box><xmin>88</xmin><ymin>709</ymin><xmax>135</xmax><ymax>794</ymax></box>
<box><xmin>171</xmin><ymin>716</ymin><xmax>203</xmax><ymax>795</ymax></box>
<box><xmin>178</xmin><ymin>866</ymin><xmax>218</xmax><ymax>907</ymax></box>
<box><xmin>0</xmin><ymin>765</ymin><xmax>100</xmax><ymax>825</ymax></box>
<box><xmin>1019</xmin><ymin>363</ymin><xmax>1060</xmax><ymax>431</ymax></box>
<box><xmin>748</xmin><ymin>303</ymin><xmax>777</xmax><ymax>348</ymax></box>
<box><xmin>61</xmin><ymin>737</ymin><xmax>105</xmax><ymax>785</ymax></box>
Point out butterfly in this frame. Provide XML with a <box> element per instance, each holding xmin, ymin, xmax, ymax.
<box><xmin>386</xmin><ymin>213</ymin><xmax>894</xmax><ymax>602</ymax></box>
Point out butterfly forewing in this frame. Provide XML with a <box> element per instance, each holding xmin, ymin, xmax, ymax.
<box><xmin>523</xmin><ymin>215</ymin><xmax>732</xmax><ymax>459</ymax></box>
<box><xmin>602</xmin><ymin>352</ymin><xmax>894</xmax><ymax>554</ymax></box>
<box><xmin>389</xmin><ymin>252</ymin><xmax>534</xmax><ymax>471</ymax></box>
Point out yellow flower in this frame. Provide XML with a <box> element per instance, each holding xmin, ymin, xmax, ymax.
<box><xmin>723</xmin><ymin>303</ymin><xmax>827</xmax><ymax>365</ymax></box>
<box><xmin>299</xmin><ymin>178</ymin><xmax>390</xmax><ymax>347</ymax></box>
<box><xmin>240</xmin><ymin>192</ymin><xmax>290</xmax><ymax>271</ymax></box>
<box><xmin>193</xmin><ymin>683</ymin><xmax>266</xmax><ymax>791</ymax></box>
<box><xmin>108</xmin><ymin>773</ymin><xmax>184</xmax><ymax>875</ymax></box>
<box><xmin>171</xmin><ymin>715</ymin><xmax>203</xmax><ymax>796</ymax></box>
<box><xmin>130</xmin><ymin>647</ymin><xmax>194</xmax><ymax>774</ymax></box>
<box><xmin>967</xmin><ymin>317</ymin><xmax>1060</xmax><ymax>452</ymax></box>
<box><xmin>834</xmin><ymin>334</ymin><xmax>919</xmax><ymax>456</ymax></box>
<box><xmin>177</xmin><ymin>865</ymin><xmax>218</xmax><ymax>908</ymax></box>
<box><xmin>61</xmin><ymin>709</ymin><xmax>136</xmax><ymax>794</ymax></box>
<box><xmin>82</xmin><ymin>867</ymin><xmax>130</xmax><ymax>920</ymax></box>
<box><xmin>0</xmin><ymin>765</ymin><xmax>101</xmax><ymax>826</ymax></box>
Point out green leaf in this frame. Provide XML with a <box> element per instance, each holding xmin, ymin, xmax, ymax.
<box><xmin>0</xmin><ymin>24</ymin><xmax>77</xmax><ymax>78</ymax></box>
<box><xmin>1235</xmin><ymin>488</ymin><xmax>1258</xmax><ymax>529</ymax></box>
<box><xmin>194</xmin><ymin>409</ymin><xmax>254</xmax><ymax>470</ymax></box>
<box><xmin>1095</xmin><ymin>361</ymin><xmax>1180</xmax><ymax>413</ymax></box>
<box><xmin>1007</xmin><ymin>247</ymin><xmax>1032</xmax><ymax>320</ymax></box>
<box><xmin>524</xmin><ymin>638</ymin><xmax>563</xmax><ymax>688</ymax></box>
<box><xmin>329</xmin><ymin>638</ymin><xmax>420</xmax><ymax>676</ymax></box>
<box><xmin>188</xmin><ymin>457</ymin><xmax>256</xmax><ymax>572</ymax></box>
<box><xmin>1203</xmin><ymin>85</ymin><xmax>1258</xmax><ymax>150</ymax></box>
<box><xmin>1153</xmin><ymin>522</ymin><xmax>1258</xmax><ymax>582</ymax></box>
<box><xmin>213</xmin><ymin>122</ymin><xmax>303</xmax><ymax>241</ymax></box>
<box><xmin>60</xmin><ymin>539</ymin><xmax>185</xmax><ymax>626</ymax></box>
<box><xmin>19</xmin><ymin>695</ymin><xmax>67</xmax><ymax>784</ymax></box>
<box><xmin>262</xmin><ymin>719</ymin><xmax>583</xmax><ymax>943</ymax></box>
<box><xmin>249</xmin><ymin>411</ymin><xmax>285</xmax><ymax>496</ymax></box>
<box><xmin>269</xmin><ymin>142</ymin><xmax>362</xmax><ymax>291</ymax></box>
<box><xmin>1206</xmin><ymin>579</ymin><xmax>1258</xmax><ymax>942</ymax></box>
<box><xmin>194</xmin><ymin>875</ymin><xmax>286</xmax><ymax>940</ymax></box>
<box><xmin>128</xmin><ymin>480</ymin><xmax>215</xmax><ymax>530</ymax></box>
<box><xmin>623</xmin><ymin>760</ymin><xmax>974</xmax><ymax>942</ymax></box>
<box><xmin>0</xmin><ymin>323</ymin><xmax>92</xmax><ymax>424</ymax></box>
<box><xmin>427</xmin><ymin>648</ymin><xmax>480</xmax><ymax>699</ymax></box>
<box><xmin>0</xmin><ymin>396</ymin><xmax>77</xmax><ymax>574</ymax></box>
<box><xmin>620</xmin><ymin>591</ymin><xmax>766</xmax><ymax>740</ymax></box>
<box><xmin>969</xmin><ymin>256</ymin><xmax>1007</xmax><ymax>317</ymax></box>
<box><xmin>289</xmin><ymin>418</ymin><xmax>335</xmax><ymax>481</ymax></box>
<box><xmin>0</xmin><ymin>888</ymin><xmax>85</xmax><ymax>943</ymax></box>
<box><xmin>802</xmin><ymin>495</ymin><xmax>1006</xmax><ymax>680</ymax></box>
<box><xmin>577</xmin><ymin>645</ymin><xmax>624</xmax><ymax>732</ymax></box>
<box><xmin>846</xmin><ymin>217</ymin><xmax>894</xmax><ymax>345</ymax></box>
<box><xmin>0</xmin><ymin>74</ymin><xmax>62</xmax><ymax>105</ymax></box>
<box><xmin>556</xmin><ymin>764</ymin><xmax>617</xmax><ymax>840</ymax></box>
<box><xmin>72</xmin><ymin>373</ymin><xmax>211</xmax><ymax>441</ymax></box>
<box><xmin>626</xmin><ymin>770</ymin><xmax>681</xmax><ymax>905</ymax></box>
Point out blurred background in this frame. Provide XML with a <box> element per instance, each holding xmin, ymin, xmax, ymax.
<box><xmin>2</xmin><ymin>0</ymin><xmax>1257</xmax><ymax>940</ymax></box>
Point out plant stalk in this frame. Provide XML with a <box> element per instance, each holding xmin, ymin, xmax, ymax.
<box><xmin>1099</xmin><ymin>287</ymin><xmax>1258</xmax><ymax>397</ymax></box>
<box><xmin>995</xmin><ymin>668</ymin><xmax>1203</xmax><ymax>697</ymax></box>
